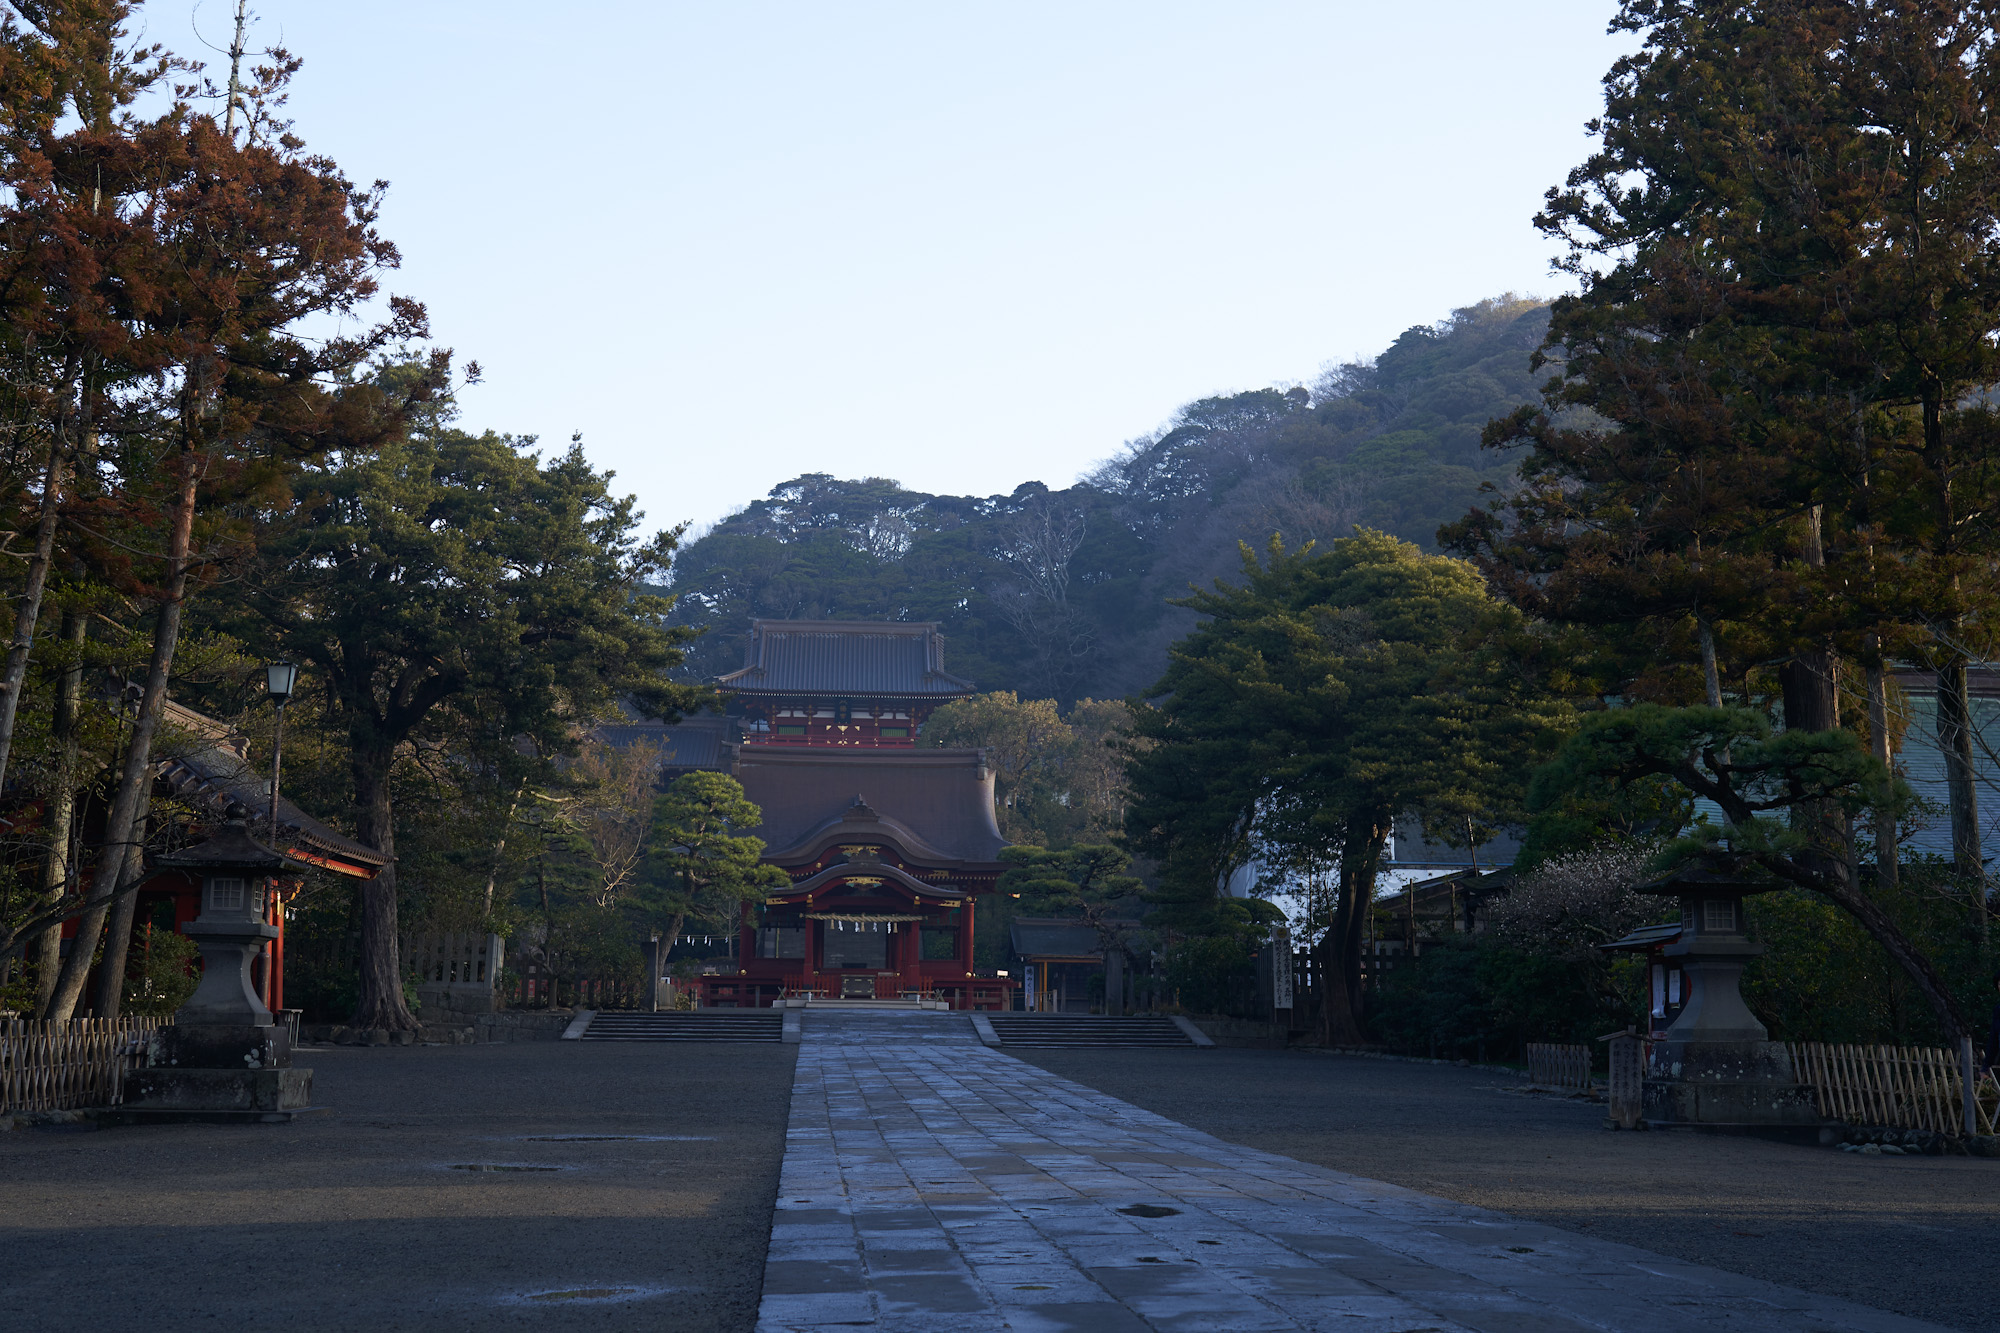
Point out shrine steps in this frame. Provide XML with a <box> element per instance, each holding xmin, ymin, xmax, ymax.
<box><xmin>576</xmin><ymin>1011</ymin><xmax>783</xmax><ymax>1042</ymax></box>
<box><xmin>984</xmin><ymin>1014</ymin><xmax>1205</xmax><ymax>1049</ymax></box>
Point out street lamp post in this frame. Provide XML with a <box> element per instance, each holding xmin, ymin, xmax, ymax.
<box><xmin>264</xmin><ymin>661</ymin><xmax>297</xmax><ymax>846</ymax></box>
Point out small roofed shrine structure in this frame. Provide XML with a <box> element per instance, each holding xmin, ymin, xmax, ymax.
<box><xmin>60</xmin><ymin>699</ymin><xmax>388</xmax><ymax>1017</ymax></box>
<box><xmin>694</xmin><ymin>619</ymin><xmax>1014</xmax><ymax>1010</ymax></box>
<box><xmin>719</xmin><ymin>619</ymin><xmax>973</xmax><ymax>747</ymax></box>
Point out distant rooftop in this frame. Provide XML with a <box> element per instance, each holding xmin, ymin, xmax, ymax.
<box><xmin>718</xmin><ymin>619</ymin><xmax>974</xmax><ymax>699</ymax></box>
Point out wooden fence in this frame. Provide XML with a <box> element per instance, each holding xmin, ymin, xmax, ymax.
<box><xmin>1788</xmin><ymin>1042</ymin><xmax>2000</xmax><ymax>1136</ymax></box>
<box><xmin>1525</xmin><ymin>1042</ymin><xmax>1595</xmax><ymax>1093</ymax></box>
<box><xmin>502</xmin><ymin>957</ymin><xmax>645</xmax><ymax>1011</ymax></box>
<box><xmin>2</xmin><ymin>1017</ymin><xmax>162</xmax><ymax>1114</ymax></box>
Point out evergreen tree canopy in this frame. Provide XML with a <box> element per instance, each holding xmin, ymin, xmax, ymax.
<box><xmin>1123</xmin><ymin>529</ymin><xmax>1571</xmax><ymax>1042</ymax></box>
<box><xmin>636</xmin><ymin>771</ymin><xmax>787</xmax><ymax>958</ymax></box>
<box><xmin>235</xmin><ymin>389</ymin><xmax>711</xmax><ymax>1029</ymax></box>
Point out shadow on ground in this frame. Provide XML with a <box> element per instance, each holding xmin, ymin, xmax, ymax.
<box><xmin>1009</xmin><ymin>1046</ymin><xmax>2000</xmax><ymax>1333</ymax></box>
<box><xmin>0</xmin><ymin>1041</ymin><xmax>796</xmax><ymax>1333</ymax></box>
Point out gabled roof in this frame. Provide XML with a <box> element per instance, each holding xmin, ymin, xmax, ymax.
<box><xmin>1602</xmin><ymin>921</ymin><xmax>1685</xmax><ymax>953</ymax></box>
<box><xmin>718</xmin><ymin>619</ymin><xmax>974</xmax><ymax>698</ymax></box>
<box><xmin>155</xmin><ymin>820</ymin><xmax>294</xmax><ymax>874</ymax></box>
<box><xmin>733</xmin><ymin>746</ymin><xmax>1006</xmax><ymax>865</ymax></box>
<box><xmin>156</xmin><ymin>701</ymin><xmax>388</xmax><ymax>875</ymax></box>
<box><xmin>775</xmin><ymin>859</ymin><xmax>969</xmax><ymax>901</ymax></box>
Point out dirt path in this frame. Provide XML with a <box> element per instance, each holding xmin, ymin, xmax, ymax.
<box><xmin>1011</xmin><ymin>1046</ymin><xmax>2000</xmax><ymax>1333</ymax></box>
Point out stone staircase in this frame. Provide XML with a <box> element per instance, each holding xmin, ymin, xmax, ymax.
<box><xmin>984</xmin><ymin>1014</ymin><xmax>1204</xmax><ymax>1049</ymax></box>
<box><xmin>577</xmin><ymin>1010</ymin><xmax>783</xmax><ymax>1042</ymax></box>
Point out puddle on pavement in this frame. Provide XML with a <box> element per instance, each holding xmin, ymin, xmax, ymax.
<box><xmin>1118</xmin><ymin>1204</ymin><xmax>1181</xmax><ymax>1219</ymax></box>
<box><xmin>501</xmin><ymin>1285</ymin><xmax>671</xmax><ymax>1306</ymax></box>
<box><xmin>447</xmin><ymin>1163</ymin><xmax>568</xmax><ymax>1173</ymax></box>
<box><xmin>516</xmin><ymin>1134</ymin><xmax>715</xmax><ymax>1143</ymax></box>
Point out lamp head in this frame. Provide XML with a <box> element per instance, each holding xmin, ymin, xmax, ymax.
<box><xmin>265</xmin><ymin>660</ymin><xmax>298</xmax><ymax>705</ymax></box>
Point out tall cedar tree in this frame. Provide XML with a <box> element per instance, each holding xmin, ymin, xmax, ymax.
<box><xmin>15</xmin><ymin>3</ymin><xmax>423</xmax><ymax>1020</ymax></box>
<box><xmin>1446</xmin><ymin>0</ymin><xmax>2000</xmax><ymax>970</ymax></box>
<box><xmin>1124</xmin><ymin>532</ymin><xmax>1569</xmax><ymax>1043</ymax></box>
<box><xmin>238</xmin><ymin>407</ymin><xmax>708</xmax><ymax>1030</ymax></box>
<box><xmin>0</xmin><ymin>0</ymin><xmax>167</xmax><ymax>802</ymax></box>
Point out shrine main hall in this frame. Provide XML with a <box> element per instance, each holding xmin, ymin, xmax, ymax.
<box><xmin>679</xmin><ymin>619</ymin><xmax>1015</xmax><ymax>1011</ymax></box>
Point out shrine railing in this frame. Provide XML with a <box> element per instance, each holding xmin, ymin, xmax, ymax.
<box><xmin>1</xmin><ymin>1017</ymin><xmax>162</xmax><ymax>1115</ymax></box>
<box><xmin>1788</xmin><ymin>1041</ymin><xmax>1999</xmax><ymax>1136</ymax></box>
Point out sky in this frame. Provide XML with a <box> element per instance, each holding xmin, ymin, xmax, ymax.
<box><xmin>147</xmin><ymin>1</ymin><xmax>1631</xmax><ymax>534</ymax></box>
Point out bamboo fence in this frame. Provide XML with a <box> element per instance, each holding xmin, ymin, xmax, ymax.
<box><xmin>1</xmin><ymin>1017</ymin><xmax>163</xmax><ymax>1114</ymax></box>
<box><xmin>1787</xmin><ymin>1042</ymin><xmax>1999</xmax><ymax>1136</ymax></box>
<box><xmin>1526</xmin><ymin>1042</ymin><xmax>1595</xmax><ymax>1093</ymax></box>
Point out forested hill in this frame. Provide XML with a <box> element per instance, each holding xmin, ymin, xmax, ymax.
<box><xmin>666</xmin><ymin>295</ymin><xmax>1549</xmax><ymax>703</ymax></box>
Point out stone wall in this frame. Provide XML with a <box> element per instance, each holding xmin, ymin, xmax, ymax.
<box><xmin>303</xmin><ymin>1010</ymin><xmax>575</xmax><ymax>1047</ymax></box>
<box><xmin>1187</xmin><ymin>1014</ymin><xmax>1300</xmax><ymax>1050</ymax></box>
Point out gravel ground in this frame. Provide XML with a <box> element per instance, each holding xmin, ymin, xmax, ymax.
<box><xmin>0</xmin><ymin>1040</ymin><xmax>796</xmax><ymax>1333</ymax></box>
<box><xmin>1009</xmin><ymin>1046</ymin><xmax>2000</xmax><ymax>1333</ymax></box>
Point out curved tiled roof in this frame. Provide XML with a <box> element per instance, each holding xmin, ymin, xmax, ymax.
<box><xmin>155</xmin><ymin>701</ymin><xmax>387</xmax><ymax>873</ymax></box>
<box><xmin>732</xmin><ymin>745</ymin><xmax>1006</xmax><ymax>865</ymax></box>
<box><xmin>718</xmin><ymin>619</ymin><xmax>974</xmax><ymax>698</ymax></box>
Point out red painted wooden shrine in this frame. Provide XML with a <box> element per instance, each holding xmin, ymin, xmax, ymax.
<box><xmin>694</xmin><ymin>621</ymin><xmax>1014</xmax><ymax>1010</ymax></box>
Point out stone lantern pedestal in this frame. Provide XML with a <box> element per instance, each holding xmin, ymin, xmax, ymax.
<box><xmin>113</xmin><ymin>817</ymin><xmax>315</xmax><ymax>1124</ymax></box>
<box><xmin>1637</xmin><ymin>865</ymin><xmax>1822</xmax><ymax>1137</ymax></box>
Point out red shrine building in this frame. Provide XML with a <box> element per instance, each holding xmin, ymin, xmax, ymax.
<box><xmin>691</xmin><ymin>620</ymin><xmax>1016</xmax><ymax>1010</ymax></box>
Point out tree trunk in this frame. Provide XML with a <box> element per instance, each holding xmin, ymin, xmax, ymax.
<box><xmin>0</xmin><ymin>430</ymin><xmax>70</xmax><ymax>796</ymax></box>
<box><xmin>1316</xmin><ymin>814</ymin><xmax>1385</xmax><ymax>1046</ymax></box>
<box><xmin>351</xmin><ymin>741</ymin><xmax>417</xmax><ymax>1030</ymax></box>
<box><xmin>481</xmin><ymin>780</ymin><xmax>526</xmax><ymax>916</ymax></box>
<box><xmin>1867</xmin><ymin>661</ymin><xmax>1899</xmax><ymax>894</ymax></box>
<box><xmin>46</xmin><ymin>459</ymin><xmax>198</xmax><ymax>1022</ymax></box>
<box><xmin>1781</xmin><ymin>506</ymin><xmax>1847</xmax><ymax>882</ymax></box>
<box><xmin>1936</xmin><ymin>655</ymin><xmax>1982</xmax><ymax>879</ymax></box>
<box><xmin>31</xmin><ymin>606</ymin><xmax>87</xmax><ymax>1016</ymax></box>
<box><xmin>659</xmin><ymin>909</ymin><xmax>688</xmax><ymax>959</ymax></box>
<box><xmin>1698</xmin><ymin>617</ymin><xmax>1722</xmax><ymax>708</ymax></box>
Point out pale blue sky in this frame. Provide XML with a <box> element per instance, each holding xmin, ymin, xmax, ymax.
<box><xmin>153</xmin><ymin>1</ymin><xmax>1628</xmax><ymax>532</ymax></box>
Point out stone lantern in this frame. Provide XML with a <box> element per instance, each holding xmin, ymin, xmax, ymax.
<box><xmin>117</xmin><ymin>811</ymin><xmax>315</xmax><ymax>1122</ymax></box>
<box><xmin>1635</xmin><ymin>862</ymin><xmax>1820</xmax><ymax>1135</ymax></box>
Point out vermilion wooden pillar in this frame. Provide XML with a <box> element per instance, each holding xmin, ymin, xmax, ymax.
<box><xmin>268</xmin><ymin>892</ymin><xmax>285</xmax><ymax>1013</ymax></box>
<box><xmin>957</xmin><ymin>901</ymin><xmax>975</xmax><ymax>1005</ymax></box>
<box><xmin>799</xmin><ymin>915</ymin><xmax>818</xmax><ymax>997</ymax></box>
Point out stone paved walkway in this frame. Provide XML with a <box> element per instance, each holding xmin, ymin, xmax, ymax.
<box><xmin>757</xmin><ymin>1011</ymin><xmax>1950</xmax><ymax>1333</ymax></box>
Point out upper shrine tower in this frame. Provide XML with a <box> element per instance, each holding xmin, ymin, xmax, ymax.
<box><xmin>720</xmin><ymin>619</ymin><xmax>973</xmax><ymax>746</ymax></box>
